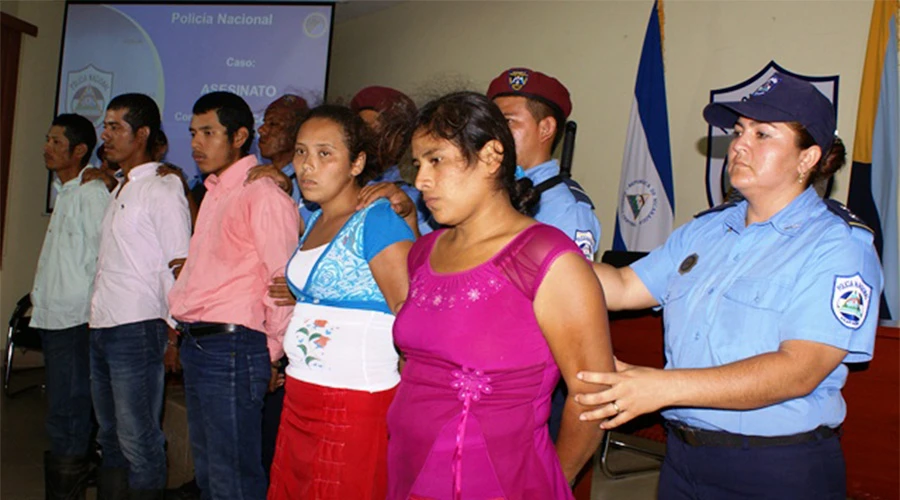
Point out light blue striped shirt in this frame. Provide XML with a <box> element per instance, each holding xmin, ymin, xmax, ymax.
<box><xmin>30</xmin><ymin>168</ymin><xmax>109</xmax><ymax>329</ymax></box>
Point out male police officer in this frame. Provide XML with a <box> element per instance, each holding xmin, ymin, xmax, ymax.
<box><xmin>487</xmin><ymin>67</ymin><xmax>601</xmax><ymax>258</ymax></box>
<box><xmin>488</xmin><ymin>68</ymin><xmax>602</xmax><ymax>441</ymax></box>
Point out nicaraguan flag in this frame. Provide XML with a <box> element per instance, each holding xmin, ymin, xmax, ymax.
<box><xmin>847</xmin><ymin>0</ymin><xmax>898</xmax><ymax>324</ymax></box>
<box><xmin>612</xmin><ymin>0</ymin><xmax>674</xmax><ymax>252</ymax></box>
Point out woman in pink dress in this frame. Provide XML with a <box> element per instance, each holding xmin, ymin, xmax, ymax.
<box><xmin>387</xmin><ymin>92</ymin><xmax>615</xmax><ymax>500</ymax></box>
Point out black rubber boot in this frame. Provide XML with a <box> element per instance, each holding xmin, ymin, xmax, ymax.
<box><xmin>44</xmin><ymin>451</ymin><xmax>89</xmax><ymax>500</ymax></box>
<box><xmin>95</xmin><ymin>467</ymin><xmax>129</xmax><ymax>500</ymax></box>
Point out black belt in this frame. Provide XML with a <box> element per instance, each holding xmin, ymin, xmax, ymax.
<box><xmin>666</xmin><ymin>422</ymin><xmax>841</xmax><ymax>448</ymax></box>
<box><xmin>177</xmin><ymin>322</ymin><xmax>240</xmax><ymax>338</ymax></box>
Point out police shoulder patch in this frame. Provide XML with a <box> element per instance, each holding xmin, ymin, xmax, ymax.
<box><xmin>694</xmin><ymin>201</ymin><xmax>736</xmax><ymax>219</ymax></box>
<box><xmin>831</xmin><ymin>273</ymin><xmax>873</xmax><ymax>329</ymax></box>
<box><xmin>823</xmin><ymin>199</ymin><xmax>874</xmax><ymax>234</ymax></box>
<box><xmin>574</xmin><ymin>230</ymin><xmax>596</xmax><ymax>259</ymax></box>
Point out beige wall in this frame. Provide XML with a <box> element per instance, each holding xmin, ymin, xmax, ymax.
<box><xmin>327</xmin><ymin>0</ymin><xmax>888</xmax><ymax>251</ymax></box>
<box><xmin>1</xmin><ymin>0</ymin><xmax>66</xmax><ymax>327</ymax></box>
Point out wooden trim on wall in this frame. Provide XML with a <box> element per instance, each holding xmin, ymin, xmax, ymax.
<box><xmin>0</xmin><ymin>12</ymin><xmax>38</xmax><ymax>268</ymax></box>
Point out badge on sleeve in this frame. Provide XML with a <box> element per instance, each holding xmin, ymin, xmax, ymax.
<box><xmin>679</xmin><ymin>254</ymin><xmax>698</xmax><ymax>274</ymax></box>
<box><xmin>574</xmin><ymin>230</ymin><xmax>596</xmax><ymax>258</ymax></box>
<box><xmin>832</xmin><ymin>274</ymin><xmax>873</xmax><ymax>329</ymax></box>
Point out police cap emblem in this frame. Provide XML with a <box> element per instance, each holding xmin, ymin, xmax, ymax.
<box><xmin>508</xmin><ymin>70</ymin><xmax>529</xmax><ymax>91</ymax></box>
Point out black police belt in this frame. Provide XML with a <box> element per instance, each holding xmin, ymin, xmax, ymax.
<box><xmin>176</xmin><ymin>322</ymin><xmax>240</xmax><ymax>338</ymax></box>
<box><xmin>666</xmin><ymin>421</ymin><xmax>841</xmax><ymax>448</ymax></box>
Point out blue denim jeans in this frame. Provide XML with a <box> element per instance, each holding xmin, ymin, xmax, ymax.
<box><xmin>179</xmin><ymin>326</ymin><xmax>270</xmax><ymax>500</ymax></box>
<box><xmin>90</xmin><ymin>319</ymin><xmax>168</xmax><ymax>490</ymax></box>
<box><xmin>38</xmin><ymin>324</ymin><xmax>93</xmax><ymax>457</ymax></box>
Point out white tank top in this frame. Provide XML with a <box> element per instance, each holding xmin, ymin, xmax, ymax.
<box><xmin>282</xmin><ymin>245</ymin><xmax>399</xmax><ymax>392</ymax></box>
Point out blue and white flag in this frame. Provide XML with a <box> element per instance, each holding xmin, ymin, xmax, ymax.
<box><xmin>612</xmin><ymin>0</ymin><xmax>674</xmax><ymax>252</ymax></box>
<box><xmin>847</xmin><ymin>0</ymin><xmax>899</xmax><ymax>325</ymax></box>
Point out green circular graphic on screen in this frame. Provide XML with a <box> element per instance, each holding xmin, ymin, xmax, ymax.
<box><xmin>304</xmin><ymin>12</ymin><xmax>328</xmax><ymax>38</ymax></box>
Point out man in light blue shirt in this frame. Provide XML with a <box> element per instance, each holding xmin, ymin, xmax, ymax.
<box><xmin>30</xmin><ymin>113</ymin><xmax>108</xmax><ymax>499</ymax></box>
<box><xmin>256</xmin><ymin>94</ymin><xmax>318</xmax><ymax>224</ymax></box>
<box><xmin>487</xmin><ymin>68</ymin><xmax>602</xmax><ymax>260</ymax></box>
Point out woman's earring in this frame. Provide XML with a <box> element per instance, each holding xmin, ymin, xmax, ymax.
<box><xmin>798</xmin><ymin>172</ymin><xmax>805</xmax><ymax>184</ymax></box>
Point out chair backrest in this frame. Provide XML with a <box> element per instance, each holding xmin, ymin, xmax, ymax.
<box><xmin>600</xmin><ymin>250</ymin><xmax>648</xmax><ymax>269</ymax></box>
<box><xmin>9</xmin><ymin>293</ymin><xmax>40</xmax><ymax>350</ymax></box>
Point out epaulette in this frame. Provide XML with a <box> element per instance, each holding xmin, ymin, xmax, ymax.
<box><xmin>823</xmin><ymin>199</ymin><xmax>874</xmax><ymax>234</ymax></box>
<box><xmin>563</xmin><ymin>178</ymin><xmax>595</xmax><ymax>209</ymax></box>
<box><xmin>694</xmin><ymin>201</ymin><xmax>736</xmax><ymax>219</ymax></box>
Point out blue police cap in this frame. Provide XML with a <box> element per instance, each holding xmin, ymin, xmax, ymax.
<box><xmin>703</xmin><ymin>72</ymin><xmax>836</xmax><ymax>153</ymax></box>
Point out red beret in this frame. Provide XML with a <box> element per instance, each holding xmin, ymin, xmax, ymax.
<box><xmin>350</xmin><ymin>86</ymin><xmax>415</xmax><ymax>115</ymax></box>
<box><xmin>487</xmin><ymin>68</ymin><xmax>572</xmax><ymax>120</ymax></box>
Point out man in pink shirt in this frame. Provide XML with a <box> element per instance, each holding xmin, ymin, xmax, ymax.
<box><xmin>90</xmin><ymin>93</ymin><xmax>192</xmax><ymax>499</ymax></box>
<box><xmin>168</xmin><ymin>91</ymin><xmax>300</xmax><ymax>500</ymax></box>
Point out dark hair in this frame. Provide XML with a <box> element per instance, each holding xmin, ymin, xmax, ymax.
<box><xmin>302</xmin><ymin>104</ymin><xmax>379</xmax><ymax>186</ymax></box>
<box><xmin>107</xmin><ymin>93</ymin><xmax>161</xmax><ymax>156</ymax></box>
<box><xmin>412</xmin><ymin>91</ymin><xmax>539</xmax><ymax>215</ymax></box>
<box><xmin>192</xmin><ymin>91</ymin><xmax>255</xmax><ymax>156</ymax></box>
<box><xmin>787</xmin><ymin>122</ymin><xmax>847</xmax><ymax>187</ymax></box>
<box><xmin>96</xmin><ymin>143</ymin><xmax>105</xmax><ymax>162</ymax></box>
<box><xmin>52</xmin><ymin>113</ymin><xmax>96</xmax><ymax>168</ymax></box>
<box><xmin>373</xmin><ymin>97</ymin><xmax>417</xmax><ymax>169</ymax></box>
<box><xmin>153</xmin><ymin>129</ymin><xmax>168</xmax><ymax>162</ymax></box>
<box><xmin>267</xmin><ymin>94</ymin><xmax>310</xmax><ymax>146</ymax></box>
<box><xmin>524</xmin><ymin>97</ymin><xmax>565</xmax><ymax>152</ymax></box>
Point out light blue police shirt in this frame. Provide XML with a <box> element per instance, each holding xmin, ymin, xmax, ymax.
<box><xmin>368</xmin><ymin>165</ymin><xmax>436</xmax><ymax>236</ymax></box>
<box><xmin>525</xmin><ymin>159</ymin><xmax>602</xmax><ymax>259</ymax></box>
<box><xmin>281</xmin><ymin>162</ymin><xmax>317</xmax><ymax>225</ymax></box>
<box><xmin>631</xmin><ymin>187</ymin><xmax>883</xmax><ymax>436</ymax></box>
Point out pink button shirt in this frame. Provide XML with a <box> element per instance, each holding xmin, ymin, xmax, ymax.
<box><xmin>91</xmin><ymin>162</ymin><xmax>192</xmax><ymax>328</ymax></box>
<box><xmin>168</xmin><ymin>155</ymin><xmax>300</xmax><ymax>360</ymax></box>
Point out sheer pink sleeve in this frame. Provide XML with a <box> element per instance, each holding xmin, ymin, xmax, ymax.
<box><xmin>407</xmin><ymin>229</ymin><xmax>444</xmax><ymax>276</ymax></box>
<box><xmin>495</xmin><ymin>224</ymin><xmax>583</xmax><ymax>301</ymax></box>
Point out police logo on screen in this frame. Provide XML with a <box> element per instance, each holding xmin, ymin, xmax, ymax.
<box><xmin>508</xmin><ymin>70</ymin><xmax>529</xmax><ymax>91</ymax></box>
<box><xmin>831</xmin><ymin>274</ymin><xmax>872</xmax><ymax>329</ymax></box>
<box><xmin>66</xmin><ymin>65</ymin><xmax>113</xmax><ymax>127</ymax></box>
<box><xmin>621</xmin><ymin>179</ymin><xmax>658</xmax><ymax>227</ymax></box>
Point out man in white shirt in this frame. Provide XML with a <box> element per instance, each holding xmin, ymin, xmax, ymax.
<box><xmin>30</xmin><ymin>113</ymin><xmax>108</xmax><ymax>500</ymax></box>
<box><xmin>89</xmin><ymin>93</ymin><xmax>191</xmax><ymax>499</ymax></box>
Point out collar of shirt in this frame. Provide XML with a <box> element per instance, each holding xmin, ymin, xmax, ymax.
<box><xmin>125</xmin><ymin>161</ymin><xmax>161</xmax><ymax>183</ymax></box>
<box><xmin>203</xmin><ymin>155</ymin><xmax>258</xmax><ymax>194</ymax></box>
<box><xmin>281</xmin><ymin>162</ymin><xmax>296</xmax><ymax>178</ymax></box>
<box><xmin>523</xmin><ymin>159</ymin><xmax>560</xmax><ymax>185</ymax></box>
<box><xmin>723</xmin><ymin>187</ymin><xmax>821</xmax><ymax>237</ymax></box>
<box><xmin>53</xmin><ymin>166</ymin><xmax>92</xmax><ymax>193</ymax></box>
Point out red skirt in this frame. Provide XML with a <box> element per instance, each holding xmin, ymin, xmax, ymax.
<box><xmin>267</xmin><ymin>377</ymin><xmax>396</xmax><ymax>500</ymax></box>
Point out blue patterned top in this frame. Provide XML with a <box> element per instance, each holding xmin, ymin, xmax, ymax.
<box><xmin>285</xmin><ymin>198</ymin><xmax>415</xmax><ymax>314</ymax></box>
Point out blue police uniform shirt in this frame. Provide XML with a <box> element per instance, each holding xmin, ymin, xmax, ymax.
<box><xmin>281</xmin><ymin>162</ymin><xmax>317</xmax><ymax>225</ymax></box>
<box><xmin>368</xmin><ymin>165</ymin><xmax>436</xmax><ymax>236</ymax></box>
<box><xmin>631</xmin><ymin>187</ymin><xmax>883</xmax><ymax>436</ymax></box>
<box><xmin>525</xmin><ymin>159</ymin><xmax>601</xmax><ymax>258</ymax></box>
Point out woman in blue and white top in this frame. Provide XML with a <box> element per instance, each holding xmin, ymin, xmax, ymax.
<box><xmin>577</xmin><ymin>73</ymin><xmax>883</xmax><ymax>499</ymax></box>
<box><xmin>267</xmin><ymin>105</ymin><xmax>414</xmax><ymax>500</ymax></box>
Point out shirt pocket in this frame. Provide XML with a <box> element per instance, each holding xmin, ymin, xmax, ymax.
<box><xmin>712</xmin><ymin>278</ymin><xmax>791</xmax><ymax>363</ymax></box>
<box><xmin>662</xmin><ymin>278</ymin><xmax>696</xmax><ymax>340</ymax></box>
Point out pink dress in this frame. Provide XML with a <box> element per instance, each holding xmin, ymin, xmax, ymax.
<box><xmin>387</xmin><ymin>224</ymin><xmax>580</xmax><ymax>500</ymax></box>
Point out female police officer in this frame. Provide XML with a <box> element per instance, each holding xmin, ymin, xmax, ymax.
<box><xmin>576</xmin><ymin>73</ymin><xmax>883</xmax><ymax>499</ymax></box>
